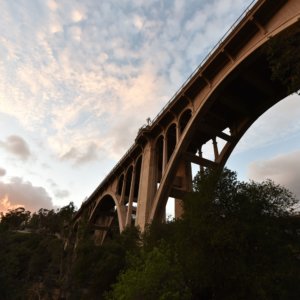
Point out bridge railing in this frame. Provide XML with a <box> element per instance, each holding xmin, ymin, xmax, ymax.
<box><xmin>83</xmin><ymin>0</ymin><xmax>258</xmax><ymax>206</ymax></box>
<box><xmin>150</xmin><ymin>0</ymin><xmax>257</xmax><ymax>126</ymax></box>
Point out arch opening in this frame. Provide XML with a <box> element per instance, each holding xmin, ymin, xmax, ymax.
<box><xmin>179</xmin><ymin>109</ymin><xmax>192</xmax><ymax>134</ymax></box>
<box><xmin>166</xmin><ymin>124</ymin><xmax>177</xmax><ymax>162</ymax></box>
<box><xmin>226</xmin><ymin>93</ymin><xmax>300</xmax><ymax>197</ymax></box>
<box><xmin>124</xmin><ymin>166</ymin><xmax>133</xmax><ymax>204</ymax></box>
<box><xmin>117</xmin><ymin>174</ymin><xmax>124</xmax><ymax>195</ymax></box>
<box><xmin>90</xmin><ymin>195</ymin><xmax>120</xmax><ymax>245</ymax></box>
<box><xmin>134</xmin><ymin>156</ymin><xmax>142</xmax><ymax>199</ymax></box>
<box><xmin>127</xmin><ymin>156</ymin><xmax>142</xmax><ymax>225</ymax></box>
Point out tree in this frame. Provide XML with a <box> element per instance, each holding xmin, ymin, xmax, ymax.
<box><xmin>27</xmin><ymin>202</ymin><xmax>76</xmax><ymax>235</ymax></box>
<box><xmin>64</xmin><ymin>226</ymin><xmax>140</xmax><ymax>300</ymax></box>
<box><xmin>109</xmin><ymin>169</ymin><xmax>300</xmax><ymax>300</ymax></box>
<box><xmin>109</xmin><ymin>242</ymin><xmax>191</xmax><ymax>300</ymax></box>
<box><xmin>0</xmin><ymin>202</ymin><xmax>77</xmax><ymax>299</ymax></box>
<box><xmin>0</xmin><ymin>207</ymin><xmax>30</xmax><ymax>230</ymax></box>
<box><xmin>180</xmin><ymin>169</ymin><xmax>300</xmax><ymax>299</ymax></box>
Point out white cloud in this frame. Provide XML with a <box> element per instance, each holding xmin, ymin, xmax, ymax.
<box><xmin>60</xmin><ymin>142</ymin><xmax>100</xmax><ymax>165</ymax></box>
<box><xmin>69</xmin><ymin>26</ymin><xmax>82</xmax><ymax>41</ymax></box>
<box><xmin>0</xmin><ymin>135</ymin><xmax>31</xmax><ymax>161</ymax></box>
<box><xmin>50</xmin><ymin>22</ymin><xmax>62</xmax><ymax>34</ymax></box>
<box><xmin>47</xmin><ymin>0</ymin><xmax>58</xmax><ymax>11</ymax></box>
<box><xmin>235</xmin><ymin>95</ymin><xmax>300</xmax><ymax>154</ymax></box>
<box><xmin>132</xmin><ymin>15</ymin><xmax>144</xmax><ymax>30</ymax></box>
<box><xmin>248</xmin><ymin>150</ymin><xmax>300</xmax><ymax>199</ymax></box>
<box><xmin>54</xmin><ymin>189</ymin><xmax>70</xmax><ymax>199</ymax></box>
<box><xmin>71</xmin><ymin>10</ymin><xmax>85</xmax><ymax>23</ymax></box>
<box><xmin>0</xmin><ymin>0</ymin><xmax>258</xmax><ymax>175</ymax></box>
<box><xmin>0</xmin><ymin>168</ymin><xmax>6</xmax><ymax>176</ymax></box>
<box><xmin>0</xmin><ymin>177</ymin><xmax>53</xmax><ymax>213</ymax></box>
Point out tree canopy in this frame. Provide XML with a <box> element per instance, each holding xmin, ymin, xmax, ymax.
<box><xmin>108</xmin><ymin>169</ymin><xmax>300</xmax><ymax>300</ymax></box>
<box><xmin>0</xmin><ymin>170</ymin><xmax>299</xmax><ymax>299</ymax></box>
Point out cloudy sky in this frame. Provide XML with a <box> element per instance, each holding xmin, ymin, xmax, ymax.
<box><xmin>0</xmin><ymin>0</ymin><xmax>299</xmax><ymax>213</ymax></box>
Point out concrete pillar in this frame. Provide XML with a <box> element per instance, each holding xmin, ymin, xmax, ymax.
<box><xmin>174</xmin><ymin>159</ymin><xmax>192</xmax><ymax>219</ymax></box>
<box><xmin>120</xmin><ymin>173</ymin><xmax>126</xmax><ymax>205</ymax></box>
<box><xmin>176</xmin><ymin>121</ymin><xmax>180</xmax><ymax>143</ymax></box>
<box><xmin>213</xmin><ymin>138</ymin><xmax>219</xmax><ymax>161</ymax></box>
<box><xmin>125</xmin><ymin>167</ymin><xmax>136</xmax><ymax>227</ymax></box>
<box><xmin>135</xmin><ymin>142</ymin><xmax>157</xmax><ymax>231</ymax></box>
<box><xmin>199</xmin><ymin>147</ymin><xmax>205</xmax><ymax>177</ymax></box>
<box><xmin>162</xmin><ymin>133</ymin><xmax>167</xmax><ymax>172</ymax></box>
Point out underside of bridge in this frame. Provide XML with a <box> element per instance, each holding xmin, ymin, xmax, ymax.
<box><xmin>70</xmin><ymin>0</ymin><xmax>300</xmax><ymax>246</ymax></box>
<box><xmin>152</xmin><ymin>51</ymin><xmax>287</xmax><ymax>222</ymax></box>
<box><xmin>187</xmin><ymin>50</ymin><xmax>285</xmax><ymax>165</ymax></box>
<box><xmin>90</xmin><ymin>195</ymin><xmax>119</xmax><ymax>245</ymax></box>
<box><xmin>150</xmin><ymin>15</ymin><xmax>300</xmax><ymax>223</ymax></box>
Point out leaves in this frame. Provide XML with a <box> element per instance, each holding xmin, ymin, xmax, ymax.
<box><xmin>109</xmin><ymin>168</ymin><xmax>300</xmax><ymax>300</ymax></box>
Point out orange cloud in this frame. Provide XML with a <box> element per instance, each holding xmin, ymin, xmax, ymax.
<box><xmin>0</xmin><ymin>194</ymin><xmax>24</xmax><ymax>214</ymax></box>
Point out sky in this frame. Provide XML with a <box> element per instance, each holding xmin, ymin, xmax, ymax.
<box><xmin>0</xmin><ymin>0</ymin><xmax>299</xmax><ymax>214</ymax></box>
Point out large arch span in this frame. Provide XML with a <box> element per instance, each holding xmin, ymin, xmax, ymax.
<box><xmin>71</xmin><ymin>0</ymin><xmax>300</xmax><ymax>244</ymax></box>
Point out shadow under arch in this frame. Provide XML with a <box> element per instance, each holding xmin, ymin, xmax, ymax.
<box><xmin>116</xmin><ymin>174</ymin><xmax>124</xmax><ymax>196</ymax></box>
<box><xmin>166</xmin><ymin>123</ymin><xmax>177</xmax><ymax>162</ymax></box>
<box><xmin>149</xmin><ymin>19</ymin><xmax>300</xmax><ymax>223</ymax></box>
<box><xmin>89</xmin><ymin>192</ymin><xmax>125</xmax><ymax>244</ymax></box>
<box><xmin>179</xmin><ymin>108</ymin><xmax>192</xmax><ymax>134</ymax></box>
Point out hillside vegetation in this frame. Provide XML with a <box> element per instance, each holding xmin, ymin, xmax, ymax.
<box><xmin>1</xmin><ymin>169</ymin><xmax>300</xmax><ymax>299</ymax></box>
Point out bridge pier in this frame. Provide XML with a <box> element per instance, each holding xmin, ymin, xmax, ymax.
<box><xmin>174</xmin><ymin>159</ymin><xmax>193</xmax><ymax>219</ymax></box>
<box><xmin>135</xmin><ymin>142</ymin><xmax>157</xmax><ymax>231</ymax></box>
<box><xmin>125</xmin><ymin>167</ymin><xmax>136</xmax><ymax>227</ymax></box>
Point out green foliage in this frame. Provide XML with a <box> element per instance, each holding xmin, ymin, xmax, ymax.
<box><xmin>0</xmin><ymin>231</ymin><xmax>62</xmax><ymax>299</ymax></box>
<box><xmin>28</xmin><ymin>202</ymin><xmax>76</xmax><ymax>236</ymax></box>
<box><xmin>181</xmin><ymin>169</ymin><xmax>300</xmax><ymax>299</ymax></box>
<box><xmin>0</xmin><ymin>207</ymin><xmax>30</xmax><ymax>230</ymax></box>
<box><xmin>0</xmin><ymin>174</ymin><xmax>299</xmax><ymax>299</ymax></box>
<box><xmin>0</xmin><ymin>202</ymin><xmax>76</xmax><ymax>299</ymax></box>
<box><xmin>65</xmin><ymin>226</ymin><xmax>140</xmax><ymax>300</ymax></box>
<box><xmin>109</xmin><ymin>242</ymin><xmax>191</xmax><ymax>300</ymax></box>
<box><xmin>109</xmin><ymin>169</ymin><xmax>300</xmax><ymax>300</ymax></box>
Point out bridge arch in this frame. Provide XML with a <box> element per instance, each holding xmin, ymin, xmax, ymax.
<box><xmin>72</xmin><ymin>1</ymin><xmax>300</xmax><ymax>234</ymax></box>
<box><xmin>149</xmin><ymin>16</ymin><xmax>300</xmax><ymax>223</ymax></box>
<box><xmin>89</xmin><ymin>192</ymin><xmax>125</xmax><ymax>244</ymax></box>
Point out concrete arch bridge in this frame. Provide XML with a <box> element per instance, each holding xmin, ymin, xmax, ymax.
<box><xmin>70</xmin><ymin>0</ymin><xmax>300</xmax><ymax>245</ymax></box>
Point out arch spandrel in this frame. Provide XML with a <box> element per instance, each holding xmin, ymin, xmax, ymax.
<box><xmin>148</xmin><ymin>16</ymin><xmax>300</xmax><ymax>223</ymax></box>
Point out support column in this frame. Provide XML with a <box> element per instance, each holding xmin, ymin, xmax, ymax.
<box><xmin>199</xmin><ymin>147</ymin><xmax>205</xmax><ymax>177</ymax></box>
<box><xmin>174</xmin><ymin>159</ymin><xmax>192</xmax><ymax>219</ymax></box>
<box><xmin>176</xmin><ymin>121</ymin><xmax>180</xmax><ymax>144</ymax></box>
<box><xmin>213</xmin><ymin>138</ymin><xmax>219</xmax><ymax>161</ymax></box>
<box><xmin>125</xmin><ymin>167</ymin><xmax>136</xmax><ymax>227</ymax></box>
<box><xmin>135</xmin><ymin>141</ymin><xmax>157</xmax><ymax>231</ymax></box>
<box><xmin>162</xmin><ymin>133</ymin><xmax>167</xmax><ymax>172</ymax></box>
<box><xmin>120</xmin><ymin>173</ymin><xmax>126</xmax><ymax>205</ymax></box>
